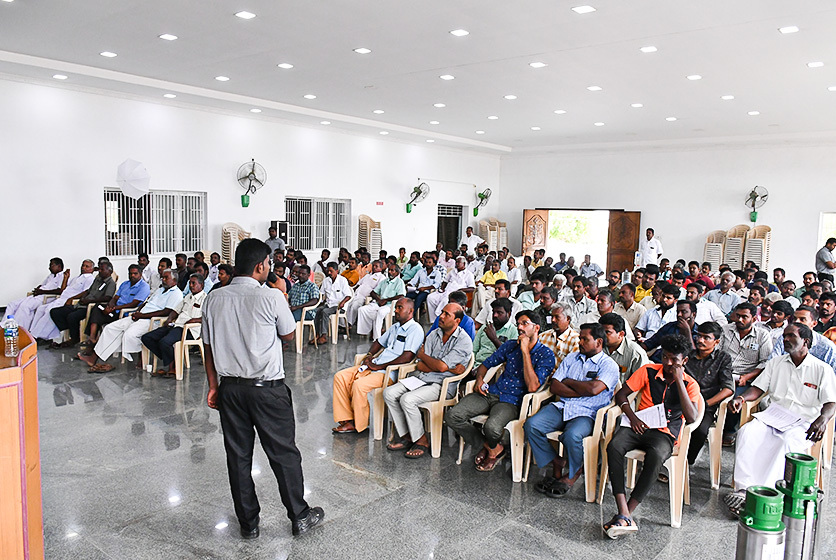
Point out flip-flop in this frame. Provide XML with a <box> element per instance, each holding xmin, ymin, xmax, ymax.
<box><xmin>604</xmin><ymin>514</ymin><xmax>638</xmax><ymax>539</ymax></box>
<box><xmin>387</xmin><ymin>438</ymin><xmax>412</xmax><ymax>451</ymax></box>
<box><xmin>543</xmin><ymin>480</ymin><xmax>571</xmax><ymax>498</ymax></box>
<box><xmin>88</xmin><ymin>364</ymin><xmax>114</xmax><ymax>373</ymax></box>
<box><xmin>474</xmin><ymin>448</ymin><xmax>489</xmax><ymax>466</ymax></box>
<box><xmin>151</xmin><ymin>369</ymin><xmax>174</xmax><ymax>378</ymax></box>
<box><xmin>332</xmin><ymin>425</ymin><xmax>358</xmax><ymax>434</ymax></box>
<box><xmin>405</xmin><ymin>443</ymin><xmax>429</xmax><ymax>459</ymax></box>
<box><xmin>535</xmin><ymin>477</ymin><xmax>558</xmax><ymax>494</ymax></box>
<box><xmin>476</xmin><ymin>449</ymin><xmax>506</xmax><ymax>471</ymax></box>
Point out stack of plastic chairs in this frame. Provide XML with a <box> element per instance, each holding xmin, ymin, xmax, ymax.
<box><xmin>723</xmin><ymin>224</ymin><xmax>750</xmax><ymax>270</ymax></box>
<box><xmin>744</xmin><ymin>225</ymin><xmax>772</xmax><ymax>270</ymax></box>
<box><xmin>221</xmin><ymin>222</ymin><xmax>251</xmax><ymax>266</ymax></box>
<box><xmin>703</xmin><ymin>230</ymin><xmax>726</xmax><ymax>272</ymax></box>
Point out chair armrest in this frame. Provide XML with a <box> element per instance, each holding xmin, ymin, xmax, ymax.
<box><xmin>713</xmin><ymin>395</ymin><xmax>734</xmax><ymax>430</ymax></box>
<box><xmin>396</xmin><ymin>362</ymin><xmax>419</xmax><ymax>380</ymax></box>
<box><xmin>383</xmin><ymin>360</ymin><xmax>417</xmax><ymax>387</ymax></box>
<box><xmin>591</xmin><ymin>402</ymin><xmax>610</xmax><ymax>439</ymax></box>
<box><xmin>148</xmin><ymin>316</ymin><xmax>166</xmax><ymax>330</ymax></box>
<box><xmin>354</xmin><ymin>353</ymin><xmax>365</xmax><ymax>367</ymax></box>
<box><xmin>519</xmin><ymin>388</ymin><xmax>553</xmax><ymax>422</ymax></box>
<box><xmin>740</xmin><ymin>394</ymin><xmax>765</xmax><ymax>427</ymax></box>
<box><xmin>301</xmin><ymin>295</ymin><xmax>324</xmax><ymax>316</ymax></box>
<box><xmin>463</xmin><ymin>380</ymin><xmax>476</xmax><ymax>396</ymax></box>
<box><xmin>118</xmin><ymin>307</ymin><xmax>138</xmax><ymax>318</ymax></box>
<box><xmin>439</xmin><ymin>369</ymin><xmax>471</xmax><ymax>401</ymax></box>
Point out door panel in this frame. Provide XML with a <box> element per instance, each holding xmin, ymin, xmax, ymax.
<box><xmin>607</xmin><ymin>211</ymin><xmax>641</xmax><ymax>273</ymax></box>
<box><xmin>521</xmin><ymin>209</ymin><xmax>549</xmax><ymax>256</ymax></box>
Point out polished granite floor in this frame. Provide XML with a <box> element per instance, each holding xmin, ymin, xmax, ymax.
<box><xmin>37</xmin><ymin>334</ymin><xmax>836</xmax><ymax>560</ymax></box>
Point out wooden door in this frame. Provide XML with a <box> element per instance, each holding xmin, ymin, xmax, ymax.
<box><xmin>521</xmin><ymin>209</ymin><xmax>549</xmax><ymax>256</ymax></box>
<box><xmin>606</xmin><ymin>211</ymin><xmax>641</xmax><ymax>273</ymax></box>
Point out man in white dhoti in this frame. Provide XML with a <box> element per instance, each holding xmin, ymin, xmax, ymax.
<box><xmin>6</xmin><ymin>257</ymin><xmax>67</xmax><ymax>329</ymax></box>
<box><xmin>724</xmin><ymin>323</ymin><xmax>836</xmax><ymax>516</ymax></box>
<box><xmin>426</xmin><ymin>257</ymin><xmax>475</xmax><ymax>323</ymax></box>
<box><xmin>344</xmin><ymin>260</ymin><xmax>384</xmax><ymax>328</ymax></box>
<box><xmin>78</xmin><ymin>269</ymin><xmax>183</xmax><ymax>373</ymax></box>
<box><xmin>29</xmin><ymin>260</ymin><xmax>96</xmax><ymax>340</ymax></box>
<box><xmin>357</xmin><ymin>264</ymin><xmax>406</xmax><ymax>340</ymax></box>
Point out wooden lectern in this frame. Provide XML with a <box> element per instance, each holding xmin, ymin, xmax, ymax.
<box><xmin>0</xmin><ymin>328</ymin><xmax>44</xmax><ymax>560</ymax></box>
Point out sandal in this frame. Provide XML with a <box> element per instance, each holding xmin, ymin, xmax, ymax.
<box><xmin>604</xmin><ymin>514</ymin><xmax>638</xmax><ymax>539</ymax></box>
<box><xmin>88</xmin><ymin>363</ymin><xmax>114</xmax><ymax>373</ymax></box>
<box><xmin>535</xmin><ymin>477</ymin><xmax>558</xmax><ymax>494</ymax></box>
<box><xmin>724</xmin><ymin>490</ymin><xmax>747</xmax><ymax>518</ymax></box>
<box><xmin>474</xmin><ymin>448</ymin><xmax>489</xmax><ymax>466</ymax></box>
<box><xmin>405</xmin><ymin>443</ymin><xmax>429</xmax><ymax>459</ymax></box>
<box><xmin>475</xmin><ymin>449</ymin><xmax>506</xmax><ymax>472</ymax></box>
<box><xmin>151</xmin><ymin>369</ymin><xmax>174</xmax><ymax>378</ymax></box>
<box><xmin>543</xmin><ymin>480</ymin><xmax>571</xmax><ymax>498</ymax></box>
<box><xmin>387</xmin><ymin>437</ymin><xmax>412</xmax><ymax>451</ymax></box>
<box><xmin>332</xmin><ymin>423</ymin><xmax>358</xmax><ymax>434</ymax></box>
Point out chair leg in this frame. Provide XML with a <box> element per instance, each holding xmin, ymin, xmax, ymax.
<box><xmin>708</xmin><ymin>426</ymin><xmax>721</xmax><ymax>490</ymax></box>
<box><xmin>457</xmin><ymin>437</ymin><xmax>465</xmax><ymax>465</ymax></box>
<box><xmin>597</xmin><ymin>450</ymin><xmax>609</xmax><ymax>504</ymax></box>
<box><xmin>295</xmin><ymin>323</ymin><xmax>303</xmax><ymax>354</ymax></box>
<box><xmin>508</xmin><ymin>422</ymin><xmax>524</xmax><ymax>483</ymax></box>
<box><xmin>174</xmin><ymin>341</ymin><xmax>184</xmax><ymax>381</ymax></box>
<box><xmin>583</xmin><ymin>438</ymin><xmax>599</xmax><ymax>503</ymax></box>
<box><xmin>183</xmin><ymin>342</ymin><xmax>191</xmax><ymax>369</ymax></box>
<box><xmin>523</xmin><ymin>443</ymin><xmax>533</xmax><ymax>483</ymax></box>
<box><xmin>428</xmin><ymin>408</ymin><xmax>443</xmax><ymax>458</ymax></box>
<box><xmin>684</xmin><ymin>462</ymin><xmax>691</xmax><ymax>506</ymax></box>
<box><xmin>668</xmin><ymin>461</ymin><xmax>685</xmax><ymax>528</ymax></box>
<box><xmin>626</xmin><ymin>458</ymin><xmax>637</xmax><ymax>490</ymax></box>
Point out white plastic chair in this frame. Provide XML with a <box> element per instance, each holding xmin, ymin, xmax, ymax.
<box><xmin>706</xmin><ymin>396</ymin><xmax>733</xmax><ymax>489</ymax></box>
<box><xmin>295</xmin><ymin>295</ymin><xmax>324</xmax><ymax>354</ymax></box>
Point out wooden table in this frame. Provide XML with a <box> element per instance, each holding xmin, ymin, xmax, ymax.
<box><xmin>0</xmin><ymin>328</ymin><xmax>44</xmax><ymax>560</ymax></box>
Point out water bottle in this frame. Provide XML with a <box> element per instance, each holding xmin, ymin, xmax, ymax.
<box><xmin>4</xmin><ymin>315</ymin><xmax>19</xmax><ymax>358</ymax></box>
<box><xmin>622</xmin><ymin>269</ymin><xmax>632</xmax><ymax>285</ymax></box>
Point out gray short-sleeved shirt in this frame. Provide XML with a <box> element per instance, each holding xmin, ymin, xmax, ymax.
<box><xmin>416</xmin><ymin>326</ymin><xmax>474</xmax><ymax>384</ymax></box>
<box><xmin>202</xmin><ymin>276</ymin><xmax>296</xmax><ymax>380</ymax></box>
<box><xmin>816</xmin><ymin>246</ymin><xmax>835</xmax><ymax>275</ymax></box>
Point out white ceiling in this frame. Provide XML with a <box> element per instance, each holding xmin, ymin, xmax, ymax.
<box><xmin>2</xmin><ymin>0</ymin><xmax>836</xmax><ymax>153</ymax></box>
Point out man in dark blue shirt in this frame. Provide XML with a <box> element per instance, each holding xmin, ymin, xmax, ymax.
<box><xmin>643</xmin><ymin>299</ymin><xmax>698</xmax><ymax>362</ymax></box>
<box><xmin>445</xmin><ymin>310</ymin><xmax>555</xmax><ymax>472</ymax></box>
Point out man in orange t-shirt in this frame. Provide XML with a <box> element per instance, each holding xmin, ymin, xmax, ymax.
<box><xmin>603</xmin><ymin>334</ymin><xmax>701</xmax><ymax>539</ymax></box>
<box><xmin>340</xmin><ymin>258</ymin><xmax>360</xmax><ymax>287</ymax></box>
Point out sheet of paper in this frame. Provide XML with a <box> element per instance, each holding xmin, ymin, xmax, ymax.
<box><xmin>400</xmin><ymin>376</ymin><xmax>426</xmax><ymax>391</ymax></box>
<box><xmin>621</xmin><ymin>403</ymin><xmax>667</xmax><ymax>429</ymax></box>
<box><xmin>357</xmin><ymin>365</ymin><xmax>368</xmax><ymax>373</ymax></box>
<box><xmin>754</xmin><ymin>403</ymin><xmax>805</xmax><ymax>433</ymax></box>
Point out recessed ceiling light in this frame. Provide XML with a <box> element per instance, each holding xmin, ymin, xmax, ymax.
<box><xmin>250</xmin><ymin>108</ymin><xmax>261</xmax><ymax>113</ymax></box>
<box><xmin>487</xmin><ymin>115</ymin><xmax>499</xmax><ymax>120</ymax></box>
<box><xmin>215</xmin><ymin>76</ymin><xmax>229</xmax><ymax>82</ymax></box>
<box><xmin>353</xmin><ymin>47</ymin><xmax>372</xmax><ymax>55</ymax></box>
<box><xmin>779</xmin><ymin>26</ymin><xmax>799</xmax><ymax>34</ymax></box>
<box><xmin>379</xmin><ymin>131</ymin><xmax>389</xmax><ymax>135</ymax></box>
<box><xmin>529</xmin><ymin>62</ymin><xmax>547</xmax><ymax>69</ymax></box>
<box><xmin>475</xmin><ymin>130</ymin><xmax>485</xmax><ymax>134</ymax></box>
<box><xmin>807</xmin><ymin>61</ymin><xmax>824</xmax><ymax>68</ymax></box>
<box><xmin>433</xmin><ymin>103</ymin><xmax>446</xmax><ymax>108</ymax></box>
<box><xmin>639</xmin><ymin>46</ymin><xmax>657</xmax><ymax>53</ymax></box>
<box><xmin>587</xmin><ymin>85</ymin><xmax>602</xmax><ymax>91</ymax></box>
<box><xmin>631</xmin><ymin>103</ymin><xmax>643</xmax><ymax>108</ymax></box>
<box><xmin>163</xmin><ymin>93</ymin><xmax>176</xmax><ymax>98</ymax></box>
<box><xmin>594</xmin><ymin>122</ymin><xmax>605</xmax><ymax>126</ymax></box>
<box><xmin>721</xmin><ymin>95</ymin><xmax>735</xmax><ymax>100</ymax></box>
<box><xmin>828</xmin><ymin>86</ymin><xmax>836</xmax><ymax>92</ymax></box>
<box><xmin>320</xmin><ymin>121</ymin><xmax>331</xmax><ymax>125</ymax></box>
<box><xmin>439</xmin><ymin>74</ymin><xmax>455</xmax><ymax>80</ymax></box>
<box><xmin>571</xmin><ymin>5</ymin><xmax>596</xmax><ymax>14</ymax></box>
<box><xmin>748</xmin><ymin>111</ymin><xmax>760</xmax><ymax>116</ymax></box>
<box><xmin>426</xmin><ymin>139</ymin><xmax>435</xmax><ymax>143</ymax></box>
<box><xmin>450</xmin><ymin>29</ymin><xmax>469</xmax><ymax>37</ymax></box>
<box><xmin>277</xmin><ymin>63</ymin><xmax>294</xmax><ymax>69</ymax></box>
<box><xmin>429</xmin><ymin>120</ymin><xmax>440</xmax><ymax>125</ymax></box>
<box><xmin>100</xmin><ymin>51</ymin><xmax>117</xmax><ymax>58</ymax></box>
<box><xmin>52</xmin><ymin>74</ymin><xmax>68</xmax><ymax>80</ymax></box>
<box><xmin>687</xmin><ymin>74</ymin><xmax>702</xmax><ymax>80</ymax></box>
<box><xmin>159</xmin><ymin>34</ymin><xmax>178</xmax><ymax>41</ymax></box>
<box><xmin>666</xmin><ymin>117</ymin><xmax>677</xmax><ymax>121</ymax></box>
<box><xmin>235</xmin><ymin>11</ymin><xmax>256</xmax><ymax>19</ymax></box>
<box><xmin>303</xmin><ymin>94</ymin><xmax>317</xmax><ymax>99</ymax></box>
<box><xmin>504</xmin><ymin>94</ymin><xmax>517</xmax><ymax>100</ymax></box>
<box><xmin>373</xmin><ymin>109</ymin><xmax>385</xmax><ymax>114</ymax></box>
<box><xmin>530</xmin><ymin>126</ymin><xmax>541</xmax><ymax>131</ymax></box>
<box><xmin>554</xmin><ymin>109</ymin><xmax>567</xmax><ymax>115</ymax></box>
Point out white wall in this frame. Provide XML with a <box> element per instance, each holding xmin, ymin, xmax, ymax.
<box><xmin>0</xmin><ymin>78</ymin><xmax>501</xmax><ymax>306</ymax></box>
<box><xmin>497</xmin><ymin>141</ymin><xmax>836</xmax><ymax>281</ymax></box>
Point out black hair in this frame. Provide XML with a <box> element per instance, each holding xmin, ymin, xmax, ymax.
<box><xmin>796</xmin><ymin>305</ymin><xmax>819</xmax><ymax>322</ymax></box>
<box><xmin>771</xmin><ymin>300</ymin><xmax>794</xmax><ymax>317</ymax></box>
<box><xmin>540</xmin><ymin>286</ymin><xmax>559</xmax><ymax>302</ymax></box>
<box><xmin>660</xmin><ymin>334</ymin><xmax>690</xmax><ymax>358</ymax></box>
<box><xmin>491</xmin><ymin>297</ymin><xmax>513</xmax><ymax>314</ymax></box>
<box><xmin>696</xmin><ymin>321</ymin><xmax>723</xmax><ymax>339</ymax></box>
<box><xmin>530</xmin><ymin>273</ymin><xmax>547</xmax><ymax>284</ymax></box>
<box><xmin>819</xmin><ymin>292</ymin><xmax>836</xmax><ymax>305</ymax></box>
<box><xmin>448</xmin><ymin>290</ymin><xmax>468</xmax><ymax>307</ymax></box>
<box><xmin>677</xmin><ymin>299</ymin><xmax>697</xmax><ymax>313</ymax></box>
<box><xmin>326</xmin><ymin>261</ymin><xmax>339</xmax><ymax>271</ymax></box>
<box><xmin>218</xmin><ymin>263</ymin><xmax>234</xmax><ymax>276</ymax></box>
<box><xmin>734</xmin><ymin>302</ymin><xmax>758</xmax><ymax>316</ymax></box>
<box><xmin>128</xmin><ymin>264</ymin><xmax>141</xmax><ymax>273</ymax></box>
<box><xmin>754</xmin><ymin>271</ymin><xmax>768</xmax><ymax>281</ymax></box>
<box><xmin>580</xmin><ymin>322</ymin><xmax>606</xmax><ymax>343</ymax></box>
<box><xmin>196</xmin><ymin>262</ymin><xmax>209</xmax><ymax>274</ymax></box>
<box><xmin>494</xmin><ymin>278</ymin><xmax>511</xmax><ymax>291</ymax></box>
<box><xmin>701</xmin><ymin>262</ymin><xmax>712</xmax><ymax>270</ymax></box>
<box><xmin>672</xmin><ymin>271</ymin><xmax>686</xmax><ymax>281</ymax></box>
<box><xmin>50</xmin><ymin>257</ymin><xmax>64</xmax><ymax>268</ymax></box>
<box><xmin>233</xmin><ymin>238</ymin><xmax>271</xmax><ymax>276</ymax></box>
<box><xmin>686</xmin><ymin>281</ymin><xmax>704</xmax><ymax>294</ymax></box>
<box><xmin>515</xmin><ymin>309</ymin><xmax>543</xmax><ymax>330</ymax></box>
<box><xmin>297</xmin><ymin>264</ymin><xmax>311</xmax><ymax>275</ymax></box>
<box><xmin>572</xmin><ymin>275</ymin><xmax>589</xmax><ymax>288</ymax></box>
<box><xmin>660</xmin><ymin>283</ymin><xmax>681</xmax><ymax>298</ymax></box>
<box><xmin>175</xmin><ymin>253</ymin><xmax>187</xmax><ymax>261</ymax></box>
<box><xmin>620</xmin><ymin>282</ymin><xmax>636</xmax><ymax>295</ymax></box>
<box><xmin>645</xmin><ymin>264</ymin><xmax>660</xmax><ymax>276</ymax></box>
<box><xmin>138</xmin><ymin>252</ymin><xmax>149</xmax><ymax>260</ymax></box>
<box><xmin>749</xmin><ymin>285</ymin><xmax>766</xmax><ymax>298</ymax></box>
<box><xmin>598</xmin><ymin>312</ymin><xmax>626</xmax><ymax>334</ymax></box>
<box><xmin>788</xmin><ymin>323</ymin><xmax>814</xmax><ymax>348</ymax></box>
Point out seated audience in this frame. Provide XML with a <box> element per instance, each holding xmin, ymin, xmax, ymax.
<box><xmin>567</xmin><ymin>276</ymin><xmax>596</xmax><ymax>329</ymax></box>
<box><xmin>634</xmin><ymin>283</ymin><xmax>679</xmax><ymax>341</ymax></box>
<box><xmin>770</xmin><ymin>305</ymin><xmax>836</xmax><ymax>371</ymax></box>
<box><xmin>599</xmin><ymin>313</ymin><xmax>649</xmax><ymax>383</ymax></box>
<box><xmin>6</xmin><ymin>257</ymin><xmax>67</xmax><ymax>329</ymax></box>
<box><xmin>341</xmin><ymin>257</ymin><xmax>360</xmax><ymax>287</ymax></box>
<box><xmin>614</xmin><ymin>283</ymin><xmax>647</xmax><ymax>332</ymax></box>
<box><xmin>49</xmin><ymin>262</ymin><xmax>117</xmax><ymax>348</ymax></box>
<box><xmin>357</xmin><ymin>264</ymin><xmax>407</xmax><ymax>340</ymax></box>
<box><xmin>427</xmin><ymin>256</ymin><xmax>475</xmax><ymax>322</ymax></box>
<box><xmin>518</xmin><ymin>273</ymin><xmax>546</xmax><ymax>311</ymax></box>
<box><xmin>525</xmin><ymin>323</ymin><xmax>618</xmax><ymax>497</ymax></box>
<box><xmin>286</xmin><ymin>264</ymin><xmax>320</xmax><ymax>321</ymax></box>
<box><xmin>174</xmin><ymin>253</ymin><xmax>190</xmax><ymax>291</ymax></box>
<box><xmin>448</xmin><ymin>309</ymin><xmax>553</xmax><ymax>472</ymax></box>
<box><xmin>471</xmin><ymin>298</ymin><xmax>519</xmax><ymax>369</ymax></box>
<box><xmin>332</xmin><ymin>298</ymin><xmax>423</xmax><ymax>434</ymax></box>
<box><xmin>148</xmin><ymin>257</ymin><xmax>171</xmax><ymax>293</ymax></box>
<box><xmin>473</xmin><ymin>259</ymin><xmax>508</xmax><ymax>317</ymax></box>
<box><xmin>537</xmin><ymin>302</ymin><xmax>580</xmax><ymax>370</ymax></box>
<box><xmin>310</xmin><ymin>262</ymin><xmax>353</xmax><ymax>345</ymax></box>
<box><xmin>579</xmin><ymin>254</ymin><xmax>604</xmax><ymax>283</ymax></box>
<box><xmin>428</xmin><ymin>291</ymin><xmax>476</xmax><ymax>340</ymax></box>
<box><xmin>384</xmin><ymin>303</ymin><xmax>473</xmax><ymax>458</ymax></box>
<box><xmin>705</xmin><ymin>272</ymin><xmax>743</xmax><ymax>316</ymax></box>
<box><xmin>643</xmin><ymin>299</ymin><xmax>698</xmax><ymax>362</ymax></box>
<box><xmin>212</xmin><ymin>264</ymin><xmax>234</xmax><ymax>290</ymax></box>
<box><xmin>207</xmin><ymin>252</ymin><xmax>221</xmax><ymax>283</ymax></box>
<box><xmin>505</xmin><ymin>256</ymin><xmax>522</xmax><ymax>290</ymax></box>
<box><xmin>815</xmin><ymin>292</ymin><xmax>836</xmax><ymax>333</ymax></box>
<box><xmin>604</xmin><ymin>335</ymin><xmax>700</xmax><ymax>539</ymax></box>
<box><xmin>78</xmin><ymin>269</ymin><xmax>183</xmax><ymax>373</ymax></box>
<box><xmin>344</xmin><ymin>260</ymin><xmax>384</xmax><ymax>328</ymax></box>
<box><xmin>29</xmin><ymin>260</ymin><xmax>96</xmax><ymax>341</ymax></box>
<box><xmin>141</xmin><ymin>273</ymin><xmax>206</xmax><ymax>377</ymax></box>
<box><xmin>634</xmin><ymin>270</ymin><xmax>656</xmax><ymax>303</ymax></box>
<box><xmin>725</xmin><ymin>323</ymin><xmax>836</xmax><ymax>516</ymax></box>
<box><xmin>83</xmin><ymin>264</ymin><xmax>150</xmax><ymax>346</ymax></box>
<box><xmin>474</xmin><ymin>279</ymin><xmax>522</xmax><ymax>329</ymax></box>
<box><xmin>684</xmin><ymin>282</ymin><xmax>727</xmax><ymax>325</ymax></box>
<box><xmin>407</xmin><ymin>254</ymin><xmax>444</xmax><ymax>315</ymax></box>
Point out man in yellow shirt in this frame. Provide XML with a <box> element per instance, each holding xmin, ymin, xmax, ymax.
<box><xmin>474</xmin><ymin>260</ymin><xmax>508</xmax><ymax>318</ymax></box>
<box><xmin>633</xmin><ymin>269</ymin><xmax>657</xmax><ymax>303</ymax></box>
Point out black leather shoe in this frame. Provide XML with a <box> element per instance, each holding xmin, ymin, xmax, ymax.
<box><xmin>292</xmin><ymin>506</ymin><xmax>325</xmax><ymax>536</ymax></box>
<box><xmin>240</xmin><ymin>525</ymin><xmax>259</xmax><ymax>539</ymax></box>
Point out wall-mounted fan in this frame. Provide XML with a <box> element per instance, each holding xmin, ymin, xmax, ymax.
<box><xmin>237</xmin><ymin>159</ymin><xmax>267</xmax><ymax>207</ymax></box>
<box><xmin>745</xmin><ymin>185</ymin><xmax>768</xmax><ymax>222</ymax></box>
<box><xmin>473</xmin><ymin>187</ymin><xmax>492</xmax><ymax>217</ymax></box>
<box><xmin>406</xmin><ymin>182</ymin><xmax>429</xmax><ymax>213</ymax></box>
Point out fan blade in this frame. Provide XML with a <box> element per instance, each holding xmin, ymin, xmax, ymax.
<box><xmin>252</xmin><ymin>176</ymin><xmax>263</xmax><ymax>187</ymax></box>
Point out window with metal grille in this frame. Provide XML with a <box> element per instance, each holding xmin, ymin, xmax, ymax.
<box><xmin>285</xmin><ymin>196</ymin><xmax>350</xmax><ymax>251</ymax></box>
<box><xmin>103</xmin><ymin>188</ymin><xmax>206</xmax><ymax>257</ymax></box>
<box><xmin>438</xmin><ymin>204</ymin><xmax>463</xmax><ymax>217</ymax></box>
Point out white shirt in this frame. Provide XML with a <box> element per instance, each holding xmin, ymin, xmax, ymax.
<box><xmin>635</xmin><ymin>306</ymin><xmax>677</xmax><ymax>338</ymax></box>
<box><xmin>208</xmin><ymin>264</ymin><xmax>219</xmax><ymax>283</ymax></box>
<box><xmin>614</xmin><ymin>301</ymin><xmax>647</xmax><ymax>331</ymax></box>
<box><xmin>638</xmin><ymin>237</ymin><xmax>664</xmax><ymax>266</ymax></box>
<box><xmin>506</xmin><ymin>267</ymin><xmax>521</xmax><ymax>284</ymax></box>
<box><xmin>173</xmin><ymin>290</ymin><xmax>207</xmax><ymax>335</ymax></box>
<box><xmin>57</xmin><ymin>273</ymin><xmax>96</xmax><ymax>304</ymax></box>
<box><xmin>475</xmin><ymin>297</ymin><xmax>523</xmax><ymax>325</ymax></box>
<box><xmin>353</xmin><ymin>271</ymin><xmax>384</xmax><ymax>299</ymax></box>
<box><xmin>40</xmin><ymin>272</ymin><xmax>64</xmax><ymax>291</ymax></box>
<box><xmin>754</xmin><ymin>353</ymin><xmax>836</xmax><ymax>422</ymax></box>
<box><xmin>467</xmin><ymin>259</ymin><xmax>485</xmax><ymax>278</ymax></box>
<box><xmin>459</xmin><ymin>233</ymin><xmax>484</xmax><ymax>255</ymax></box>
<box><xmin>695</xmin><ymin>299</ymin><xmax>728</xmax><ymax>326</ymax></box>
<box><xmin>441</xmin><ymin>268</ymin><xmax>476</xmax><ymax>293</ymax></box>
<box><xmin>322</xmin><ymin>274</ymin><xmax>353</xmax><ymax>307</ymax></box>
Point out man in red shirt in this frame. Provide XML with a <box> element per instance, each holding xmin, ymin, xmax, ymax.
<box><xmin>603</xmin><ymin>335</ymin><xmax>701</xmax><ymax>539</ymax></box>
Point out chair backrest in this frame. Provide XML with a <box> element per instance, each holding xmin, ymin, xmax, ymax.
<box><xmin>221</xmin><ymin>222</ymin><xmax>252</xmax><ymax>266</ymax></box>
<box><xmin>727</xmin><ymin>224</ymin><xmax>751</xmax><ymax>239</ymax></box>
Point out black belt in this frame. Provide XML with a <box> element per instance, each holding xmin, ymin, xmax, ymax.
<box><xmin>222</xmin><ymin>376</ymin><xmax>285</xmax><ymax>387</ymax></box>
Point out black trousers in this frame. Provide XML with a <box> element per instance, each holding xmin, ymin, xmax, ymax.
<box><xmin>141</xmin><ymin>326</ymin><xmax>186</xmax><ymax>367</ymax></box>
<box><xmin>218</xmin><ymin>380</ymin><xmax>309</xmax><ymax>530</ymax></box>
<box><xmin>86</xmin><ymin>306</ymin><xmax>119</xmax><ymax>334</ymax></box>
<box><xmin>49</xmin><ymin>306</ymin><xmax>88</xmax><ymax>340</ymax></box>
<box><xmin>687</xmin><ymin>405</ymin><xmax>717</xmax><ymax>465</ymax></box>
<box><xmin>607</xmin><ymin>427</ymin><xmax>674</xmax><ymax>504</ymax></box>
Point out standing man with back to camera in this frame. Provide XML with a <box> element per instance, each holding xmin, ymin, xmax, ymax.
<box><xmin>202</xmin><ymin>238</ymin><xmax>324</xmax><ymax>539</ymax></box>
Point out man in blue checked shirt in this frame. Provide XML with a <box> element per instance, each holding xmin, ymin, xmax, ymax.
<box><xmin>524</xmin><ymin>322</ymin><xmax>619</xmax><ymax>497</ymax></box>
<box><xmin>407</xmin><ymin>253</ymin><xmax>445</xmax><ymax>314</ymax></box>
<box><xmin>445</xmin><ymin>309</ymin><xmax>555</xmax><ymax>473</ymax></box>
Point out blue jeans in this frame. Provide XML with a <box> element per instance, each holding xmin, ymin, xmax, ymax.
<box><xmin>524</xmin><ymin>405</ymin><xmax>594</xmax><ymax>478</ymax></box>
